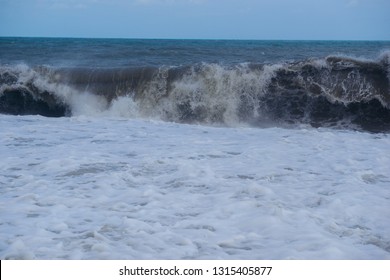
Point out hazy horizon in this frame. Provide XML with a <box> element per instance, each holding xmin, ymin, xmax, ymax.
<box><xmin>0</xmin><ymin>0</ymin><xmax>389</xmax><ymax>41</ymax></box>
<box><xmin>1</xmin><ymin>36</ymin><xmax>390</xmax><ymax>42</ymax></box>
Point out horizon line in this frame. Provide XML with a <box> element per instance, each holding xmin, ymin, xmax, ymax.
<box><xmin>1</xmin><ymin>35</ymin><xmax>390</xmax><ymax>42</ymax></box>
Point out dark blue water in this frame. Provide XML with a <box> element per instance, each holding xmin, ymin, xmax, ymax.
<box><xmin>1</xmin><ymin>37</ymin><xmax>390</xmax><ymax>132</ymax></box>
<box><xmin>1</xmin><ymin>37</ymin><xmax>389</xmax><ymax>67</ymax></box>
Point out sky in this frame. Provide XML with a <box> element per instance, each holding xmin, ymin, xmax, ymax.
<box><xmin>0</xmin><ymin>0</ymin><xmax>389</xmax><ymax>40</ymax></box>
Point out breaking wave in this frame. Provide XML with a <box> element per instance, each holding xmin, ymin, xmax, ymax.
<box><xmin>1</xmin><ymin>53</ymin><xmax>390</xmax><ymax>132</ymax></box>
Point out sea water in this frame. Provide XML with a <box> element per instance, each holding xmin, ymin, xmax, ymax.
<box><xmin>0</xmin><ymin>38</ymin><xmax>389</xmax><ymax>259</ymax></box>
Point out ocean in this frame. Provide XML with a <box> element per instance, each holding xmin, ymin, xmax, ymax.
<box><xmin>0</xmin><ymin>38</ymin><xmax>390</xmax><ymax>259</ymax></box>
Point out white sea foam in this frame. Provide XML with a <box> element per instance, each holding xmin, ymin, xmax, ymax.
<box><xmin>0</xmin><ymin>114</ymin><xmax>389</xmax><ymax>259</ymax></box>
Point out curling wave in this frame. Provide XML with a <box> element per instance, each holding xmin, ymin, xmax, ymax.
<box><xmin>1</xmin><ymin>53</ymin><xmax>390</xmax><ymax>132</ymax></box>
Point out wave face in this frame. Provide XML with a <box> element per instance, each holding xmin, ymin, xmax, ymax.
<box><xmin>1</xmin><ymin>53</ymin><xmax>390</xmax><ymax>132</ymax></box>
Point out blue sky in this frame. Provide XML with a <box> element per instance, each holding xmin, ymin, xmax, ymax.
<box><xmin>0</xmin><ymin>0</ymin><xmax>389</xmax><ymax>40</ymax></box>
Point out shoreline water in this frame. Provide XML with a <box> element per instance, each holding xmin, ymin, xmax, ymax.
<box><xmin>1</xmin><ymin>38</ymin><xmax>390</xmax><ymax>259</ymax></box>
<box><xmin>1</xmin><ymin>114</ymin><xmax>389</xmax><ymax>259</ymax></box>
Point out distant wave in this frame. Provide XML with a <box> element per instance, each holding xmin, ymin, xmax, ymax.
<box><xmin>1</xmin><ymin>53</ymin><xmax>390</xmax><ymax>132</ymax></box>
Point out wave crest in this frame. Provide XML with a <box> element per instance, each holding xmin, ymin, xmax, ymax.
<box><xmin>1</xmin><ymin>54</ymin><xmax>389</xmax><ymax>132</ymax></box>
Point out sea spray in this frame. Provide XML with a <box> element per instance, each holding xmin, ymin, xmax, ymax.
<box><xmin>1</xmin><ymin>54</ymin><xmax>389</xmax><ymax>131</ymax></box>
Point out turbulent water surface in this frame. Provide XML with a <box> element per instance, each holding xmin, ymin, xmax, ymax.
<box><xmin>1</xmin><ymin>38</ymin><xmax>390</xmax><ymax>131</ymax></box>
<box><xmin>1</xmin><ymin>38</ymin><xmax>390</xmax><ymax>259</ymax></box>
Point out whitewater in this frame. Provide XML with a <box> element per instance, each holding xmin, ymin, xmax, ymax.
<box><xmin>1</xmin><ymin>38</ymin><xmax>390</xmax><ymax>259</ymax></box>
<box><xmin>1</xmin><ymin>114</ymin><xmax>389</xmax><ymax>259</ymax></box>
